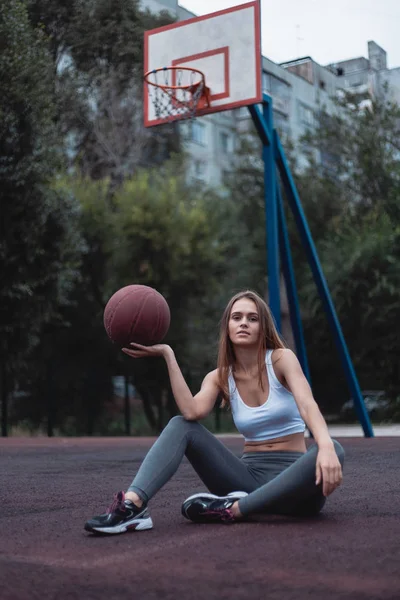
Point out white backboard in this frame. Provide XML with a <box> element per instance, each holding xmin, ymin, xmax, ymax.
<box><xmin>144</xmin><ymin>1</ymin><xmax>262</xmax><ymax>127</ymax></box>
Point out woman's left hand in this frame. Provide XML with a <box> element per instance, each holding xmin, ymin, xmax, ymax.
<box><xmin>316</xmin><ymin>447</ymin><xmax>343</xmax><ymax>497</ymax></box>
<box><xmin>122</xmin><ymin>342</ymin><xmax>171</xmax><ymax>359</ymax></box>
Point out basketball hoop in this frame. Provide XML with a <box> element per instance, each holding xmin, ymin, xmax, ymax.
<box><xmin>144</xmin><ymin>66</ymin><xmax>211</xmax><ymax>121</ymax></box>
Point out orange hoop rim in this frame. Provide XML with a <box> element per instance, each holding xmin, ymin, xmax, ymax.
<box><xmin>144</xmin><ymin>66</ymin><xmax>206</xmax><ymax>91</ymax></box>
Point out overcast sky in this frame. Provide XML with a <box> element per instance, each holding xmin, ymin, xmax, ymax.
<box><xmin>179</xmin><ymin>0</ymin><xmax>400</xmax><ymax>68</ymax></box>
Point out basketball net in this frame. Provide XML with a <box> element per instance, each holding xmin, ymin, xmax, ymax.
<box><xmin>144</xmin><ymin>66</ymin><xmax>211</xmax><ymax>121</ymax></box>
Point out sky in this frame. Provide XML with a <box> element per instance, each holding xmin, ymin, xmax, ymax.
<box><xmin>179</xmin><ymin>0</ymin><xmax>400</xmax><ymax>69</ymax></box>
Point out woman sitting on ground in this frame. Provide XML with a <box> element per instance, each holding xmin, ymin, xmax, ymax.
<box><xmin>85</xmin><ymin>290</ymin><xmax>344</xmax><ymax>534</ymax></box>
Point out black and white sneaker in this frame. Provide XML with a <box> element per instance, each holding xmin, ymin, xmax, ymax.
<box><xmin>84</xmin><ymin>491</ymin><xmax>153</xmax><ymax>535</ymax></box>
<box><xmin>181</xmin><ymin>491</ymin><xmax>248</xmax><ymax>524</ymax></box>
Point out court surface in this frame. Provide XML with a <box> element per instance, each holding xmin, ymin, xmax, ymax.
<box><xmin>1</xmin><ymin>434</ymin><xmax>399</xmax><ymax>600</ymax></box>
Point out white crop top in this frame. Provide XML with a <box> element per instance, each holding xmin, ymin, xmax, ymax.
<box><xmin>228</xmin><ymin>350</ymin><xmax>305</xmax><ymax>442</ymax></box>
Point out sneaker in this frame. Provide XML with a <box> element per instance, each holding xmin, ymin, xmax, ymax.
<box><xmin>84</xmin><ymin>491</ymin><xmax>153</xmax><ymax>535</ymax></box>
<box><xmin>181</xmin><ymin>491</ymin><xmax>248</xmax><ymax>524</ymax></box>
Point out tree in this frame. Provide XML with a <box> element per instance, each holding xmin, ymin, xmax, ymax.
<box><xmin>27</xmin><ymin>0</ymin><xmax>76</xmax><ymax>67</ymax></box>
<box><xmin>302</xmin><ymin>90</ymin><xmax>400</xmax><ymax>220</ymax></box>
<box><xmin>224</xmin><ymin>131</ymin><xmax>269</xmax><ymax>292</ymax></box>
<box><xmin>28</xmin><ymin>0</ymin><xmax>180</xmax><ymax>183</ymax></box>
<box><xmin>0</xmin><ymin>1</ymin><xmax>85</xmax><ymax>435</ymax></box>
<box><xmin>302</xmin><ymin>210</ymin><xmax>400</xmax><ymax>401</ymax></box>
<box><xmin>17</xmin><ymin>161</ymin><xmax>232</xmax><ymax>434</ymax></box>
<box><xmin>295</xmin><ymin>91</ymin><xmax>400</xmax><ymax>412</ymax></box>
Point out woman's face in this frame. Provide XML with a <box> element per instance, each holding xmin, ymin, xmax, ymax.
<box><xmin>228</xmin><ymin>298</ymin><xmax>260</xmax><ymax>346</ymax></box>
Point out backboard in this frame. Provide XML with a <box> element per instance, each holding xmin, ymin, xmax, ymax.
<box><xmin>144</xmin><ymin>0</ymin><xmax>262</xmax><ymax>127</ymax></box>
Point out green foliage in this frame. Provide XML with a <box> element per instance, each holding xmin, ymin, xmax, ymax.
<box><xmin>3</xmin><ymin>0</ymin><xmax>232</xmax><ymax>436</ymax></box>
<box><xmin>109</xmin><ymin>171</ymin><xmax>225</xmax><ymax>296</ymax></box>
<box><xmin>302</xmin><ymin>90</ymin><xmax>400</xmax><ymax>220</ymax></box>
<box><xmin>28</xmin><ymin>0</ymin><xmax>174</xmax><ymax>79</ymax></box>
<box><xmin>27</xmin><ymin>0</ymin><xmax>75</xmax><ymax>64</ymax></box>
<box><xmin>0</xmin><ymin>0</ymin><xmax>58</xmax><ymax>178</ymax></box>
<box><xmin>0</xmin><ymin>1</ymin><xmax>85</xmax><ymax>436</ymax></box>
<box><xmin>21</xmin><ymin>162</ymin><xmax>230</xmax><ymax>434</ymax></box>
<box><xmin>295</xmin><ymin>91</ymin><xmax>400</xmax><ymax>410</ymax></box>
<box><xmin>0</xmin><ymin>1</ymin><xmax>83</xmax><ymax>364</ymax></box>
<box><xmin>59</xmin><ymin>159</ymin><xmax>228</xmax><ymax>303</ymax></box>
<box><xmin>66</xmin><ymin>0</ymin><xmax>171</xmax><ymax>80</ymax></box>
<box><xmin>224</xmin><ymin>131</ymin><xmax>268</xmax><ymax>292</ymax></box>
<box><xmin>302</xmin><ymin>210</ymin><xmax>400</xmax><ymax>400</ymax></box>
<box><xmin>31</xmin><ymin>0</ymin><xmax>180</xmax><ymax>181</ymax></box>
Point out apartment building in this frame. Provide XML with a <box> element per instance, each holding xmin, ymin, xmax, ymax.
<box><xmin>327</xmin><ymin>41</ymin><xmax>400</xmax><ymax>104</ymax></box>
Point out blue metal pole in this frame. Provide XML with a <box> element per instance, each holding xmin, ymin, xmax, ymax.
<box><xmin>262</xmin><ymin>96</ymin><xmax>280</xmax><ymax>330</ymax></box>
<box><xmin>276</xmin><ymin>183</ymin><xmax>311</xmax><ymax>384</ymax></box>
<box><xmin>275</xmin><ymin>134</ymin><xmax>374</xmax><ymax>437</ymax></box>
<box><xmin>248</xmin><ymin>104</ymin><xmax>272</xmax><ymax>147</ymax></box>
<box><xmin>248</xmin><ymin>97</ymin><xmax>280</xmax><ymax>330</ymax></box>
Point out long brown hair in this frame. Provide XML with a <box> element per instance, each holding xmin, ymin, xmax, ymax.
<box><xmin>217</xmin><ymin>290</ymin><xmax>286</xmax><ymax>407</ymax></box>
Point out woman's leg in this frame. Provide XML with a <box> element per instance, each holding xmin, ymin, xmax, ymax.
<box><xmin>128</xmin><ymin>416</ymin><xmax>259</xmax><ymax>504</ymax></box>
<box><xmin>237</xmin><ymin>440</ymin><xmax>345</xmax><ymax>517</ymax></box>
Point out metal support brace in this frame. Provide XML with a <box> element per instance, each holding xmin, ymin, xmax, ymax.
<box><xmin>276</xmin><ymin>183</ymin><xmax>311</xmax><ymax>384</ymax></box>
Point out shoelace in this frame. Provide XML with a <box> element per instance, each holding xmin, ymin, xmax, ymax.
<box><xmin>203</xmin><ymin>508</ymin><xmax>235</xmax><ymax>522</ymax></box>
<box><xmin>107</xmin><ymin>492</ymin><xmax>125</xmax><ymax>515</ymax></box>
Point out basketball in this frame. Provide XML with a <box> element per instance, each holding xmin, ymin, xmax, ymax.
<box><xmin>103</xmin><ymin>285</ymin><xmax>170</xmax><ymax>347</ymax></box>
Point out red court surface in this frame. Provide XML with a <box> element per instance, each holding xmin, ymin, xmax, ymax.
<box><xmin>1</xmin><ymin>435</ymin><xmax>399</xmax><ymax>600</ymax></box>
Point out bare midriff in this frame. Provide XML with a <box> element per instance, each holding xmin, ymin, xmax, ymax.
<box><xmin>243</xmin><ymin>431</ymin><xmax>307</xmax><ymax>453</ymax></box>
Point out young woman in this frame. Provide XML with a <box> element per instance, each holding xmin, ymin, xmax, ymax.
<box><xmin>85</xmin><ymin>290</ymin><xmax>344</xmax><ymax>534</ymax></box>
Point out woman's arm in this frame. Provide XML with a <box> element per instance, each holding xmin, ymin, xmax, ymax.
<box><xmin>122</xmin><ymin>343</ymin><xmax>219</xmax><ymax>420</ymax></box>
<box><xmin>274</xmin><ymin>349</ymin><xmax>343</xmax><ymax>496</ymax></box>
<box><xmin>274</xmin><ymin>349</ymin><xmax>332</xmax><ymax>446</ymax></box>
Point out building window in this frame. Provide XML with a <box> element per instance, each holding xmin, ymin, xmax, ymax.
<box><xmin>270</xmin><ymin>76</ymin><xmax>290</xmax><ymax>99</ymax></box>
<box><xmin>298</xmin><ymin>102</ymin><xmax>314</xmax><ymax>128</ymax></box>
<box><xmin>193</xmin><ymin>160</ymin><xmax>206</xmax><ymax>179</ymax></box>
<box><xmin>273</xmin><ymin>111</ymin><xmax>290</xmax><ymax>138</ymax></box>
<box><xmin>220</xmin><ymin>132</ymin><xmax>232</xmax><ymax>153</ymax></box>
<box><xmin>266</xmin><ymin>75</ymin><xmax>291</xmax><ymax>114</ymax></box>
<box><xmin>190</xmin><ymin>121</ymin><xmax>206</xmax><ymax>145</ymax></box>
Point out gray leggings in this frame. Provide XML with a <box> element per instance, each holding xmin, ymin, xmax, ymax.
<box><xmin>128</xmin><ymin>416</ymin><xmax>345</xmax><ymax>517</ymax></box>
